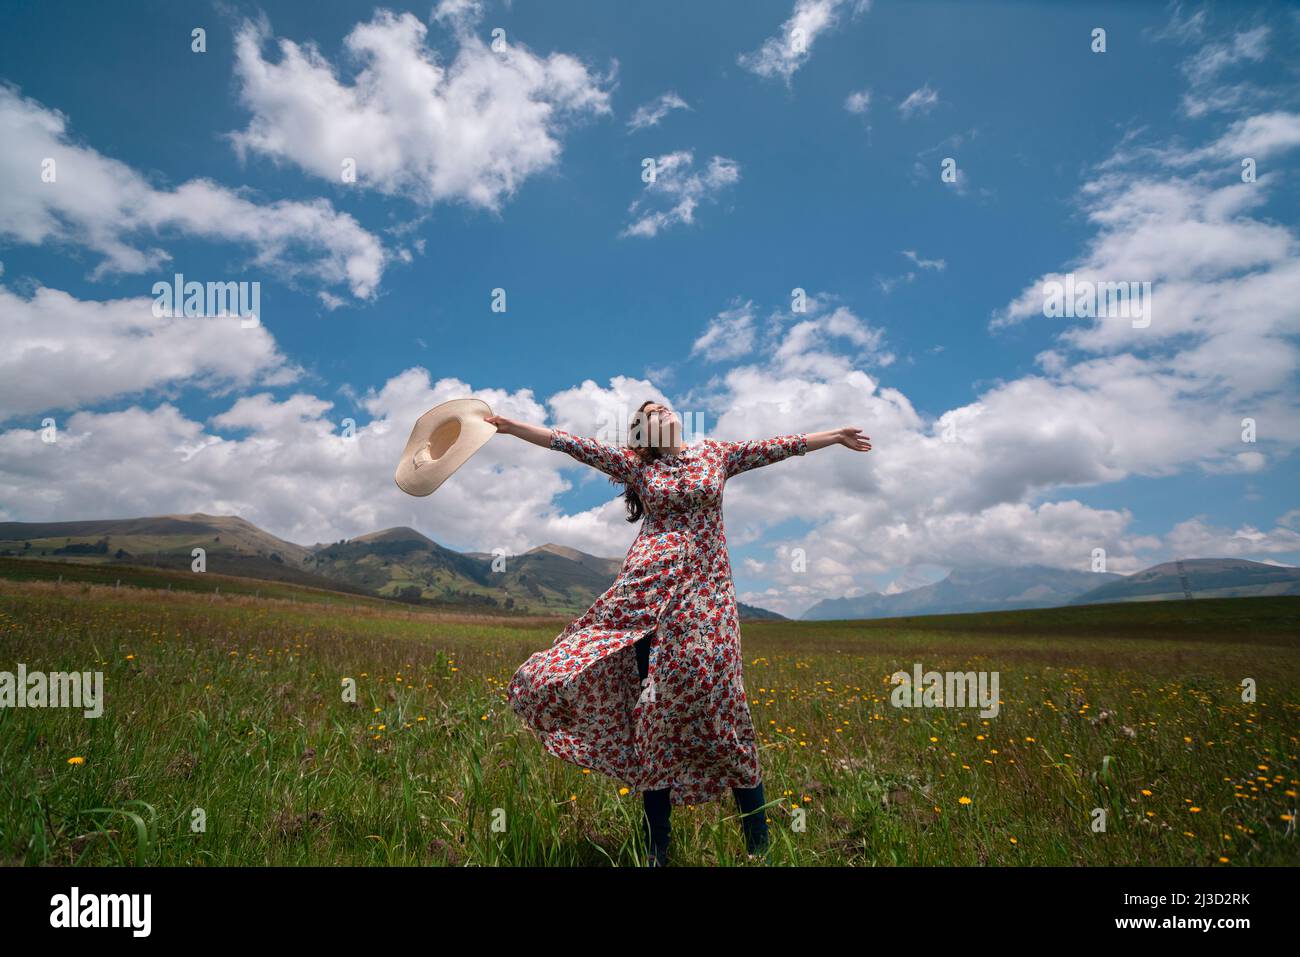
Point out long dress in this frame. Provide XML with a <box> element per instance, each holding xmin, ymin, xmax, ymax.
<box><xmin>507</xmin><ymin>428</ymin><xmax>808</xmax><ymax>807</ymax></box>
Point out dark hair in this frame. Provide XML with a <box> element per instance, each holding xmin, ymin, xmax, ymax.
<box><xmin>621</xmin><ymin>400</ymin><xmax>671</xmax><ymax>523</ymax></box>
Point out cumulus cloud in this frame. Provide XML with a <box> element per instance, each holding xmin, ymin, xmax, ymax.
<box><xmin>992</xmin><ymin>158</ymin><xmax>1300</xmax><ymax>406</ymax></box>
<box><xmin>0</xmin><ymin>370</ymin><xmax>626</xmax><ymax>557</ymax></box>
<box><xmin>229</xmin><ymin>10</ymin><xmax>613</xmax><ymax>209</ymax></box>
<box><xmin>691</xmin><ymin>302</ymin><xmax>757</xmax><ymax>362</ymax></box>
<box><xmin>0</xmin><ymin>86</ymin><xmax>386</xmax><ymax>299</ymax></box>
<box><xmin>1171</xmin><ymin>110</ymin><xmax>1300</xmax><ymax>164</ymax></box>
<box><xmin>0</xmin><ymin>284</ymin><xmax>295</xmax><ymax>422</ymax></box>
<box><xmin>620</xmin><ymin>151</ymin><xmax>740</xmax><ymax>238</ymax></box>
<box><xmin>1164</xmin><ymin>515</ymin><xmax>1300</xmax><ymax>558</ymax></box>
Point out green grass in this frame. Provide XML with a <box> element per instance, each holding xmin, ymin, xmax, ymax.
<box><xmin>0</xmin><ymin>577</ymin><xmax>1295</xmax><ymax>867</ymax></box>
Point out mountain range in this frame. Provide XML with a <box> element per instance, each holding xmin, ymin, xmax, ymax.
<box><xmin>800</xmin><ymin>558</ymin><xmax>1300</xmax><ymax>620</ymax></box>
<box><xmin>0</xmin><ymin>513</ymin><xmax>782</xmax><ymax>618</ymax></box>
<box><xmin>2</xmin><ymin>514</ymin><xmax>1295</xmax><ymax>620</ymax></box>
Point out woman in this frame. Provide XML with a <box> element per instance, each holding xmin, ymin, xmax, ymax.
<box><xmin>488</xmin><ymin>401</ymin><xmax>871</xmax><ymax>865</ymax></box>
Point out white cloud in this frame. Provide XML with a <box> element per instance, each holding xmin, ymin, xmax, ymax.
<box><xmin>627</xmin><ymin>92</ymin><xmax>690</xmax><ymax>131</ymax></box>
<box><xmin>0</xmin><ymin>284</ymin><xmax>295</xmax><ymax>422</ymax></box>
<box><xmin>0</xmin><ymin>86</ymin><xmax>386</xmax><ymax>299</ymax></box>
<box><xmin>620</xmin><ymin>151</ymin><xmax>740</xmax><ymax>238</ymax></box>
<box><xmin>431</xmin><ymin>0</ymin><xmax>484</xmax><ymax>29</ymax></box>
<box><xmin>1176</xmin><ymin>24</ymin><xmax>1271</xmax><ymax>118</ymax></box>
<box><xmin>229</xmin><ymin>11</ymin><xmax>613</xmax><ymax>208</ymax></box>
<box><xmin>877</xmin><ymin>249</ymin><xmax>945</xmax><ymax>293</ymax></box>
<box><xmin>771</xmin><ymin>302</ymin><xmax>895</xmax><ymax>374</ymax></box>
<box><xmin>1164</xmin><ymin>515</ymin><xmax>1300</xmax><ymax>558</ymax></box>
<box><xmin>844</xmin><ymin>89</ymin><xmax>871</xmax><ymax>114</ymax></box>
<box><xmin>0</xmin><ymin>371</ymin><xmax>642</xmax><ymax>558</ymax></box>
<box><xmin>1173</xmin><ymin>110</ymin><xmax>1300</xmax><ymax>164</ymax></box>
<box><xmin>901</xmin><ymin>249</ymin><xmax>945</xmax><ymax>271</ymax></box>
<box><xmin>898</xmin><ymin>84</ymin><xmax>939</xmax><ymax>118</ymax></box>
<box><xmin>876</xmin><ymin>273</ymin><xmax>913</xmax><ymax>294</ymax></box>
<box><xmin>1147</xmin><ymin>3</ymin><xmax>1207</xmax><ymax>44</ymax></box>
<box><xmin>738</xmin><ymin>0</ymin><xmax>869</xmax><ymax>84</ymax></box>
<box><xmin>993</xmin><ymin>169</ymin><xmax>1300</xmax><ymax>408</ymax></box>
<box><xmin>1182</xmin><ymin>24</ymin><xmax>1269</xmax><ymax>85</ymax></box>
<box><xmin>691</xmin><ymin>302</ymin><xmax>756</xmax><ymax>362</ymax></box>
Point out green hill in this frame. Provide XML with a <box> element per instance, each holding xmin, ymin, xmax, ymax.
<box><xmin>1070</xmin><ymin>558</ymin><xmax>1300</xmax><ymax>604</ymax></box>
<box><xmin>0</xmin><ymin>514</ymin><xmax>787</xmax><ymax>618</ymax></box>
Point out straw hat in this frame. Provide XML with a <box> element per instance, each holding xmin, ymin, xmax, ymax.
<box><xmin>394</xmin><ymin>398</ymin><xmax>496</xmax><ymax>496</ymax></box>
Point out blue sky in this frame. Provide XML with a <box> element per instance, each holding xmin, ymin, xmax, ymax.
<box><xmin>1</xmin><ymin>0</ymin><xmax>1298</xmax><ymax>615</ymax></box>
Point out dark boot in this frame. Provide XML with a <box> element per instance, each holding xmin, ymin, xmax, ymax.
<box><xmin>732</xmin><ymin>781</ymin><xmax>770</xmax><ymax>858</ymax></box>
<box><xmin>641</xmin><ymin>786</ymin><xmax>672</xmax><ymax>866</ymax></box>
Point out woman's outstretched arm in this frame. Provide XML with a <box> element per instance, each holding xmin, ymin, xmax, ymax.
<box><xmin>484</xmin><ymin>415</ymin><xmax>552</xmax><ymax>448</ymax></box>
<box><xmin>805</xmin><ymin>427</ymin><xmax>872</xmax><ymax>453</ymax></box>
<box><xmin>722</xmin><ymin>427</ymin><xmax>870</xmax><ymax>477</ymax></box>
<box><xmin>487</xmin><ymin>415</ymin><xmax>640</xmax><ymax>484</ymax></box>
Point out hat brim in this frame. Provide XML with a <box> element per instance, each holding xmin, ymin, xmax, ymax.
<box><xmin>394</xmin><ymin>398</ymin><xmax>496</xmax><ymax>496</ymax></box>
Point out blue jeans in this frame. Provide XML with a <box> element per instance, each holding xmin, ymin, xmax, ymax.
<box><xmin>635</xmin><ymin>634</ymin><xmax>769</xmax><ymax>864</ymax></box>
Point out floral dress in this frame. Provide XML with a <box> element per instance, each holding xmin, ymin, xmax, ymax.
<box><xmin>507</xmin><ymin>428</ymin><xmax>808</xmax><ymax>806</ymax></box>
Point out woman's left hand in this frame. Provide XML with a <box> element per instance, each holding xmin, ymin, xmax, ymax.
<box><xmin>836</xmin><ymin>427</ymin><xmax>871</xmax><ymax>451</ymax></box>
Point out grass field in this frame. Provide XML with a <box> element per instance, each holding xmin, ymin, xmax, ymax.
<box><xmin>0</xmin><ymin>571</ymin><xmax>1296</xmax><ymax>867</ymax></box>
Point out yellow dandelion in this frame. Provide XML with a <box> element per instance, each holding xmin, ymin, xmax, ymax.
<box><xmin>66</xmin><ymin>756</ymin><xmax>85</xmax><ymax>765</ymax></box>
<box><xmin>958</xmin><ymin>796</ymin><xmax>972</xmax><ymax>806</ymax></box>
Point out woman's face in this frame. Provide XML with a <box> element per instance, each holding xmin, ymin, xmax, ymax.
<box><xmin>639</xmin><ymin>403</ymin><xmax>680</xmax><ymax>446</ymax></box>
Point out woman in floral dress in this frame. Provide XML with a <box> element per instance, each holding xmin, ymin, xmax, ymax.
<box><xmin>487</xmin><ymin>402</ymin><xmax>871</xmax><ymax>864</ymax></box>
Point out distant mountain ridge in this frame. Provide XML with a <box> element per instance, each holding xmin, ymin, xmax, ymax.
<box><xmin>7</xmin><ymin>515</ymin><xmax>1290</xmax><ymax>622</ymax></box>
<box><xmin>801</xmin><ymin>558</ymin><xmax>1300</xmax><ymax>620</ymax></box>
<box><xmin>1069</xmin><ymin>558</ymin><xmax>1300</xmax><ymax>604</ymax></box>
<box><xmin>0</xmin><ymin>514</ymin><xmax>784</xmax><ymax>619</ymax></box>
<box><xmin>801</xmin><ymin>564</ymin><xmax>1122</xmax><ymax>620</ymax></box>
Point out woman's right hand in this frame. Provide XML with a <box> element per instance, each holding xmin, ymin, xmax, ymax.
<box><xmin>483</xmin><ymin>415</ymin><xmax>553</xmax><ymax>448</ymax></box>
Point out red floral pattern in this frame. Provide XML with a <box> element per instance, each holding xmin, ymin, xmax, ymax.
<box><xmin>507</xmin><ymin>429</ymin><xmax>807</xmax><ymax>806</ymax></box>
